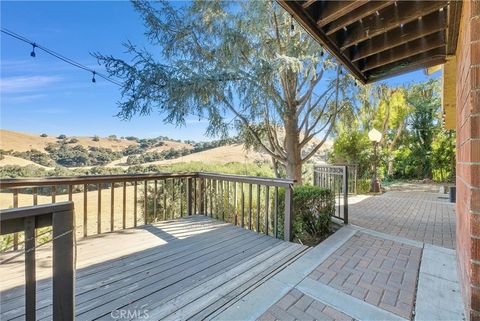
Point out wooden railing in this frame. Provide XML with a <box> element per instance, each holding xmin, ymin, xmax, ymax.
<box><xmin>0</xmin><ymin>202</ymin><xmax>75</xmax><ymax>321</ymax></box>
<box><xmin>0</xmin><ymin>172</ymin><xmax>294</xmax><ymax>249</ymax></box>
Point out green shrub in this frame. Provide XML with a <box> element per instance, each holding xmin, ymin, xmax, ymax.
<box><xmin>123</xmin><ymin>145</ymin><xmax>144</xmax><ymax>156</ymax></box>
<box><xmin>68</xmin><ymin>138</ymin><xmax>79</xmax><ymax>144</ymax></box>
<box><xmin>57</xmin><ymin>134</ymin><xmax>67</xmax><ymax>139</ymax></box>
<box><xmin>92</xmin><ymin>135</ymin><xmax>100</xmax><ymax>142</ymax></box>
<box><xmin>12</xmin><ymin>149</ymin><xmax>55</xmax><ymax>167</ymax></box>
<box><xmin>40</xmin><ymin>133</ymin><xmax>48</xmax><ymax>138</ymax></box>
<box><xmin>0</xmin><ymin>165</ymin><xmax>47</xmax><ymax>178</ymax></box>
<box><xmin>357</xmin><ymin>178</ymin><xmax>371</xmax><ymax>194</ymax></box>
<box><xmin>278</xmin><ymin>185</ymin><xmax>335</xmax><ymax>244</ymax></box>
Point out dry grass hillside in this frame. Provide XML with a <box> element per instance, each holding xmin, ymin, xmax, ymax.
<box><xmin>0</xmin><ymin>155</ymin><xmax>53</xmax><ymax>169</ymax></box>
<box><xmin>134</xmin><ymin>144</ymin><xmax>269</xmax><ymax>167</ymax></box>
<box><xmin>105</xmin><ymin>141</ymin><xmax>193</xmax><ymax>167</ymax></box>
<box><xmin>0</xmin><ymin>129</ymin><xmax>137</xmax><ymax>152</ymax></box>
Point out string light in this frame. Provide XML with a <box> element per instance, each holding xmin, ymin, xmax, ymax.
<box><xmin>1</xmin><ymin>28</ymin><xmax>123</xmax><ymax>86</ymax></box>
<box><xmin>30</xmin><ymin>43</ymin><xmax>36</xmax><ymax>57</ymax></box>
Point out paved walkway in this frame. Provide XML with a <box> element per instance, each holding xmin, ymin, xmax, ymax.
<box><xmin>349</xmin><ymin>189</ymin><xmax>456</xmax><ymax>249</ymax></box>
<box><xmin>215</xmin><ymin>226</ymin><xmax>464</xmax><ymax>321</ymax></box>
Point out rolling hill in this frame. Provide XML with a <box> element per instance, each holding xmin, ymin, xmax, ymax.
<box><xmin>0</xmin><ymin>129</ymin><xmax>332</xmax><ymax>172</ymax></box>
<box><xmin>0</xmin><ymin>129</ymin><xmax>136</xmax><ymax>152</ymax></box>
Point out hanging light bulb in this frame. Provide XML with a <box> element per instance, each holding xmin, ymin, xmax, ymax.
<box><xmin>91</xmin><ymin>71</ymin><xmax>96</xmax><ymax>83</ymax></box>
<box><xmin>30</xmin><ymin>43</ymin><xmax>36</xmax><ymax>57</ymax></box>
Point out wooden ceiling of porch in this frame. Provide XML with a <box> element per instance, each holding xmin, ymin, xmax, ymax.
<box><xmin>277</xmin><ymin>0</ymin><xmax>462</xmax><ymax>83</ymax></box>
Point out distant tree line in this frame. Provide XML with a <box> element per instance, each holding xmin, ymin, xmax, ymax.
<box><xmin>126</xmin><ymin>148</ymin><xmax>191</xmax><ymax>165</ymax></box>
<box><xmin>45</xmin><ymin>143</ymin><xmax>123</xmax><ymax>167</ymax></box>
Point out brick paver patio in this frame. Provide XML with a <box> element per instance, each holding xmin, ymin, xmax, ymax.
<box><xmin>258</xmin><ymin>289</ymin><xmax>354</xmax><ymax>321</ymax></box>
<box><xmin>220</xmin><ymin>186</ymin><xmax>462</xmax><ymax>321</ymax></box>
<box><xmin>349</xmin><ymin>190</ymin><xmax>455</xmax><ymax>249</ymax></box>
<box><xmin>307</xmin><ymin>232</ymin><xmax>422</xmax><ymax>319</ymax></box>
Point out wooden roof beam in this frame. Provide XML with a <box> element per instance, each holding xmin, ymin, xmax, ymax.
<box><xmin>351</xmin><ymin>10</ymin><xmax>447</xmax><ymax>62</ymax></box>
<box><xmin>361</xmin><ymin>32</ymin><xmax>445</xmax><ymax>72</ymax></box>
<box><xmin>276</xmin><ymin>0</ymin><xmax>367</xmax><ymax>83</ymax></box>
<box><xmin>316</xmin><ymin>0</ymin><xmax>368</xmax><ymax>27</ymax></box>
<box><xmin>339</xmin><ymin>1</ymin><xmax>448</xmax><ymax>51</ymax></box>
<box><xmin>325</xmin><ymin>1</ymin><xmax>394</xmax><ymax>36</ymax></box>
<box><xmin>302</xmin><ymin>0</ymin><xmax>317</xmax><ymax>9</ymax></box>
<box><xmin>446</xmin><ymin>0</ymin><xmax>462</xmax><ymax>55</ymax></box>
<box><xmin>366</xmin><ymin>47</ymin><xmax>446</xmax><ymax>82</ymax></box>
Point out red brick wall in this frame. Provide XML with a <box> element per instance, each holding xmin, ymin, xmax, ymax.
<box><xmin>456</xmin><ymin>1</ymin><xmax>480</xmax><ymax>320</ymax></box>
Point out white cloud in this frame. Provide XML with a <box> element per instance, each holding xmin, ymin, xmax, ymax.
<box><xmin>5</xmin><ymin>94</ymin><xmax>47</xmax><ymax>103</ymax></box>
<box><xmin>0</xmin><ymin>76</ymin><xmax>62</xmax><ymax>93</ymax></box>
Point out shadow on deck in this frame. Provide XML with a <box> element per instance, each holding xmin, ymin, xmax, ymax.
<box><xmin>0</xmin><ymin>215</ymin><xmax>308</xmax><ymax>320</ymax></box>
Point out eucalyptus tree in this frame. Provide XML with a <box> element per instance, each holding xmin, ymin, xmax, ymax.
<box><xmin>96</xmin><ymin>0</ymin><xmax>352</xmax><ymax>184</ymax></box>
<box><xmin>406</xmin><ymin>79</ymin><xmax>441</xmax><ymax>179</ymax></box>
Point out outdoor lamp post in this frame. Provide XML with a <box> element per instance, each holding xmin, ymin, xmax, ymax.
<box><xmin>368</xmin><ymin>128</ymin><xmax>382</xmax><ymax>193</ymax></box>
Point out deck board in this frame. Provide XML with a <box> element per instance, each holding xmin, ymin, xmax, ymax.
<box><xmin>1</xmin><ymin>215</ymin><xmax>308</xmax><ymax>321</ymax></box>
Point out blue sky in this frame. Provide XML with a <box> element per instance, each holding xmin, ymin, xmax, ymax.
<box><xmin>1</xmin><ymin>1</ymin><xmax>440</xmax><ymax>141</ymax></box>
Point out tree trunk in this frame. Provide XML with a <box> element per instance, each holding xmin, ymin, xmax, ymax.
<box><xmin>284</xmin><ymin>118</ymin><xmax>302</xmax><ymax>184</ymax></box>
<box><xmin>387</xmin><ymin>160</ymin><xmax>394</xmax><ymax>177</ymax></box>
<box><xmin>271</xmin><ymin>156</ymin><xmax>281</xmax><ymax>178</ymax></box>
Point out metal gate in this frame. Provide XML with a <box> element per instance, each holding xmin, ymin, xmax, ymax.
<box><xmin>313</xmin><ymin>165</ymin><xmax>348</xmax><ymax>223</ymax></box>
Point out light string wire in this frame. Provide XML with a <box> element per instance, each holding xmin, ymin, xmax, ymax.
<box><xmin>1</xmin><ymin>28</ymin><xmax>123</xmax><ymax>86</ymax></box>
<box><xmin>1</xmin><ymin>28</ymin><xmax>222</xmax><ymax>124</ymax></box>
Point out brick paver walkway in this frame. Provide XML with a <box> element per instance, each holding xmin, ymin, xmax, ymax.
<box><xmin>308</xmin><ymin>232</ymin><xmax>422</xmax><ymax>319</ymax></box>
<box><xmin>349</xmin><ymin>191</ymin><xmax>455</xmax><ymax>249</ymax></box>
<box><xmin>258</xmin><ymin>289</ymin><xmax>354</xmax><ymax>321</ymax></box>
<box><xmin>219</xmin><ymin>224</ymin><xmax>463</xmax><ymax>321</ymax></box>
<box><xmin>222</xmin><ymin>185</ymin><xmax>462</xmax><ymax>321</ymax></box>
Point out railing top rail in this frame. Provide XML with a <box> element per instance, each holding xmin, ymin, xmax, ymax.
<box><xmin>0</xmin><ymin>172</ymin><xmax>295</xmax><ymax>189</ymax></box>
<box><xmin>0</xmin><ymin>202</ymin><xmax>73</xmax><ymax>222</ymax></box>
<box><xmin>0</xmin><ymin>172</ymin><xmax>198</xmax><ymax>188</ymax></box>
<box><xmin>313</xmin><ymin>165</ymin><xmax>347</xmax><ymax>169</ymax></box>
<box><xmin>197</xmin><ymin>172</ymin><xmax>295</xmax><ymax>187</ymax></box>
<box><xmin>313</xmin><ymin>166</ymin><xmax>347</xmax><ymax>172</ymax></box>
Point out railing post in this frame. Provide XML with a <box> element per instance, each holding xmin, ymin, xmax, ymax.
<box><xmin>187</xmin><ymin>177</ymin><xmax>193</xmax><ymax>216</ymax></box>
<box><xmin>199</xmin><ymin>178</ymin><xmax>205</xmax><ymax>215</ymax></box>
<box><xmin>284</xmin><ymin>184</ymin><xmax>293</xmax><ymax>242</ymax></box>
<box><xmin>354</xmin><ymin>165</ymin><xmax>358</xmax><ymax>195</ymax></box>
<box><xmin>343</xmin><ymin>165</ymin><xmax>349</xmax><ymax>224</ymax></box>
<box><xmin>13</xmin><ymin>189</ymin><xmax>18</xmax><ymax>251</ymax></box>
<box><xmin>24</xmin><ymin>216</ymin><xmax>36</xmax><ymax>321</ymax></box>
<box><xmin>52</xmin><ymin>204</ymin><xmax>75</xmax><ymax>321</ymax></box>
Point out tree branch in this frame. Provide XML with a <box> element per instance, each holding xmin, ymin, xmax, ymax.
<box><xmin>222</xmin><ymin>97</ymin><xmax>284</xmax><ymax>161</ymax></box>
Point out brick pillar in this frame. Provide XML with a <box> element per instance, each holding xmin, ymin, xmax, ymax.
<box><xmin>456</xmin><ymin>1</ymin><xmax>480</xmax><ymax>320</ymax></box>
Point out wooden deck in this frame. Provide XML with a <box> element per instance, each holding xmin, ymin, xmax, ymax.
<box><xmin>0</xmin><ymin>215</ymin><xmax>308</xmax><ymax>320</ymax></box>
